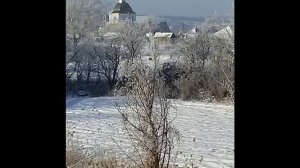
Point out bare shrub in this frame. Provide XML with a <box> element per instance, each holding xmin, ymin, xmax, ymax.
<box><xmin>115</xmin><ymin>46</ymin><xmax>180</xmax><ymax>168</ymax></box>
<box><xmin>208</xmin><ymin>35</ymin><xmax>234</xmax><ymax>102</ymax></box>
<box><xmin>175</xmin><ymin>30</ymin><xmax>234</xmax><ymax>102</ymax></box>
<box><xmin>174</xmin><ymin>68</ymin><xmax>207</xmax><ymax>101</ymax></box>
<box><xmin>158</xmin><ymin>62</ymin><xmax>181</xmax><ymax>99</ymax></box>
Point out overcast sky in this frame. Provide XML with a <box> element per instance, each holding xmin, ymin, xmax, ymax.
<box><xmin>105</xmin><ymin>0</ymin><xmax>234</xmax><ymax>17</ymax></box>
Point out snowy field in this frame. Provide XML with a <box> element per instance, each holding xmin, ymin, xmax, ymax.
<box><xmin>66</xmin><ymin>96</ymin><xmax>234</xmax><ymax>168</ymax></box>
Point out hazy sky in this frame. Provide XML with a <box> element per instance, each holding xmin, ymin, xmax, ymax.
<box><xmin>105</xmin><ymin>0</ymin><xmax>234</xmax><ymax>17</ymax></box>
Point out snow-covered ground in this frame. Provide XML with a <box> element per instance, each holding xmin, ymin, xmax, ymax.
<box><xmin>66</xmin><ymin>96</ymin><xmax>234</xmax><ymax>168</ymax></box>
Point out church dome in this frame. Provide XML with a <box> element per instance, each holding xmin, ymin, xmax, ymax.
<box><xmin>111</xmin><ymin>0</ymin><xmax>135</xmax><ymax>14</ymax></box>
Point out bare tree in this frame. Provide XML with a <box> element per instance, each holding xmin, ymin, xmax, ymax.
<box><xmin>66</xmin><ymin>0</ymin><xmax>106</xmax><ymax>68</ymax></box>
<box><xmin>117</xmin><ymin>22</ymin><xmax>148</xmax><ymax>62</ymax></box>
<box><xmin>66</xmin><ymin>0</ymin><xmax>105</xmax><ymax>94</ymax></box>
<box><xmin>210</xmin><ymin>35</ymin><xmax>234</xmax><ymax>102</ymax></box>
<box><xmin>174</xmin><ymin>33</ymin><xmax>213</xmax><ymax>100</ymax></box>
<box><xmin>92</xmin><ymin>36</ymin><xmax>122</xmax><ymax>91</ymax></box>
<box><xmin>116</xmin><ymin>46</ymin><xmax>180</xmax><ymax>168</ymax></box>
<box><xmin>66</xmin><ymin>0</ymin><xmax>105</xmax><ymax>37</ymax></box>
<box><xmin>174</xmin><ymin>22</ymin><xmax>234</xmax><ymax>101</ymax></box>
<box><xmin>179</xmin><ymin>33</ymin><xmax>213</xmax><ymax>68</ymax></box>
<box><xmin>66</xmin><ymin>38</ymin><xmax>96</xmax><ymax>92</ymax></box>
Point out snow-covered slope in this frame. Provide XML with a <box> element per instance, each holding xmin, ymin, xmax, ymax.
<box><xmin>66</xmin><ymin>96</ymin><xmax>234</xmax><ymax>168</ymax></box>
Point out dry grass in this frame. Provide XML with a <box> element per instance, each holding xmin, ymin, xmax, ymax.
<box><xmin>66</xmin><ymin>138</ymin><xmax>133</xmax><ymax>168</ymax></box>
<box><xmin>66</xmin><ymin>147</ymin><xmax>203</xmax><ymax>168</ymax></box>
<box><xmin>66</xmin><ymin>146</ymin><xmax>121</xmax><ymax>168</ymax></box>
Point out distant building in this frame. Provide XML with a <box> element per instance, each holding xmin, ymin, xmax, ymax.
<box><xmin>190</xmin><ymin>26</ymin><xmax>199</xmax><ymax>34</ymax></box>
<box><xmin>182</xmin><ymin>26</ymin><xmax>200</xmax><ymax>38</ymax></box>
<box><xmin>214</xmin><ymin>26</ymin><xmax>234</xmax><ymax>54</ymax></box>
<box><xmin>109</xmin><ymin>0</ymin><xmax>136</xmax><ymax>23</ymax></box>
<box><xmin>153</xmin><ymin>32</ymin><xmax>175</xmax><ymax>38</ymax></box>
<box><xmin>214</xmin><ymin>26</ymin><xmax>234</xmax><ymax>42</ymax></box>
<box><xmin>156</xmin><ymin>22</ymin><xmax>170</xmax><ymax>32</ymax></box>
<box><xmin>136</xmin><ymin>15</ymin><xmax>152</xmax><ymax>23</ymax></box>
<box><xmin>153</xmin><ymin>32</ymin><xmax>176</xmax><ymax>45</ymax></box>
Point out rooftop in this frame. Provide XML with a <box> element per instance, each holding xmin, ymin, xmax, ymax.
<box><xmin>110</xmin><ymin>0</ymin><xmax>135</xmax><ymax>14</ymax></box>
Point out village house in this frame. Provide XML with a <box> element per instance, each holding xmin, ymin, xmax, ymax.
<box><xmin>153</xmin><ymin>32</ymin><xmax>176</xmax><ymax>45</ymax></box>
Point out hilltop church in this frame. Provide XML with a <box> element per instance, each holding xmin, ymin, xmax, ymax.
<box><xmin>102</xmin><ymin>0</ymin><xmax>176</xmax><ymax>44</ymax></box>
<box><xmin>108</xmin><ymin>0</ymin><xmax>136</xmax><ymax>23</ymax></box>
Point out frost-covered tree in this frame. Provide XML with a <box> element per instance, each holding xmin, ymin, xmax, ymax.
<box><xmin>116</xmin><ymin>45</ymin><xmax>180</xmax><ymax>168</ymax></box>
<box><xmin>66</xmin><ymin>0</ymin><xmax>106</xmax><ymax>93</ymax></box>
<box><xmin>175</xmin><ymin>29</ymin><xmax>234</xmax><ymax>101</ymax></box>
<box><xmin>66</xmin><ymin>0</ymin><xmax>105</xmax><ymax>67</ymax></box>
<box><xmin>117</xmin><ymin>22</ymin><xmax>148</xmax><ymax>62</ymax></box>
<box><xmin>92</xmin><ymin>36</ymin><xmax>123</xmax><ymax>91</ymax></box>
<box><xmin>179</xmin><ymin>33</ymin><xmax>213</xmax><ymax>68</ymax></box>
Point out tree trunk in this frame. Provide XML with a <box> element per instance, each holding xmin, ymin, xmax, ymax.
<box><xmin>146</xmin><ymin>152</ymin><xmax>159</xmax><ymax>168</ymax></box>
<box><xmin>86</xmin><ymin>64</ymin><xmax>91</xmax><ymax>85</ymax></box>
